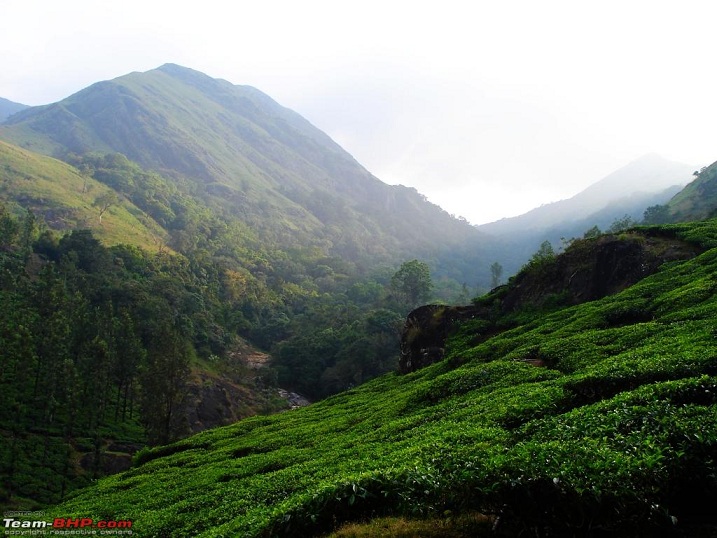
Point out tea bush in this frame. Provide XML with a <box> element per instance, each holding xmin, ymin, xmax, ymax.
<box><xmin>42</xmin><ymin>221</ymin><xmax>717</xmax><ymax>536</ymax></box>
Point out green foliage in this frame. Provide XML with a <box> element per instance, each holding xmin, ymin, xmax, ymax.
<box><xmin>390</xmin><ymin>259</ymin><xmax>433</xmax><ymax>311</ymax></box>
<box><xmin>668</xmin><ymin>160</ymin><xmax>717</xmax><ymax>222</ymax></box>
<box><xmin>92</xmin><ymin>191</ymin><xmax>119</xmax><ymax>223</ymax></box>
<box><xmin>582</xmin><ymin>225</ymin><xmax>601</xmax><ymax>238</ymax></box>
<box><xmin>489</xmin><ymin>261</ymin><xmax>503</xmax><ymax>288</ymax></box>
<box><xmin>609</xmin><ymin>214</ymin><xmax>637</xmax><ymax>233</ymax></box>
<box><xmin>642</xmin><ymin>204</ymin><xmax>671</xmax><ymax>224</ymax></box>
<box><xmin>0</xmin><ymin>141</ymin><xmax>163</xmax><ymax>249</ymax></box>
<box><xmin>31</xmin><ymin>218</ymin><xmax>717</xmax><ymax>536</ymax></box>
<box><xmin>520</xmin><ymin>240</ymin><xmax>556</xmax><ymax>275</ymax></box>
<box><xmin>0</xmin><ymin>222</ymin><xmax>217</xmax><ymax>507</ymax></box>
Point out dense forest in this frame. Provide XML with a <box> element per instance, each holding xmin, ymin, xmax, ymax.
<box><xmin>0</xmin><ymin>195</ymin><xmax>442</xmax><ymax>508</ymax></box>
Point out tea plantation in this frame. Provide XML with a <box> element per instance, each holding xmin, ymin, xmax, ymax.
<box><xmin>44</xmin><ymin>221</ymin><xmax>717</xmax><ymax>536</ymax></box>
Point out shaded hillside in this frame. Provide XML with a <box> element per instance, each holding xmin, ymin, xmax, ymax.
<box><xmin>0</xmin><ymin>64</ymin><xmax>491</xmax><ymax>275</ymax></box>
<box><xmin>35</xmin><ymin>219</ymin><xmax>717</xmax><ymax>537</ymax></box>
<box><xmin>0</xmin><ymin>97</ymin><xmax>28</xmax><ymax>122</ymax></box>
<box><xmin>667</xmin><ymin>159</ymin><xmax>717</xmax><ymax>222</ymax></box>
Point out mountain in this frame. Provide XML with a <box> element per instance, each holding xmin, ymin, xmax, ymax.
<box><xmin>666</xmin><ymin>159</ymin><xmax>717</xmax><ymax>222</ymax></box>
<box><xmin>470</xmin><ymin>154</ymin><xmax>695</xmax><ymax>274</ymax></box>
<box><xmin>0</xmin><ymin>64</ymin><xmax>489</xmax><ymax>277</ymax></box>
<box><xmin>0</xmin><ymin>97</ymin><xmax>28</xmax><ymax>122</ymax></box>
<box><xmin>2</xmin><ymin>65</ymin><xmax>717</xmax><ymax>534</ymax></box>
<box><xmin>34</xmin><ymin>219</ymin><xmax>717</xmax><ymax>536</ymax></box>
<box><xmin>478</xmin><ymin>154</ymin><xmax>693</xmax><ymax>238</ymax></box>
<box><xmin>0</xmin><ymin>66</ymin><xmax>507</xmax><ymax>510</ymax></box>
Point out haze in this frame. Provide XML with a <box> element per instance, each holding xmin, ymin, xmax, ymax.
<box><xmin>2</xmin><ymin>0</ymin><xmax>715</xmax><ymax>224</ymax></box>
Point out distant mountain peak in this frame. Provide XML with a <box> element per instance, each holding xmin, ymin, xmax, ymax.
<box><xmin>477</xmin><ymin>154</ymin><xmax>694</xmax><ymax>239</ymax></box>
<box><xmin>0</xmin><ymin>97</ymin><xmax>30</xmax><ymax>123</ymax></box>
<box><xmin>155</xmin><ymin>63</ymin><xmax>210</xmax><ymax>79</ymax></box>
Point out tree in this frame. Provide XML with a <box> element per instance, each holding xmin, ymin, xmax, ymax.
<box><xmin>608</xmin><ymin>214</ymin><xmax>636</xmax><ymax>233</ymax></box>
<box><xmin>642</xmin><ymin>204</ymin><xmax>671</xmax><ymax>225</ymax></box>
<box><xmin>490</xmin><ymin>262</ymin><xmax>503</xmax><ymax>288</ymax></box>
<box><xmin>140</xmin><ymin>324</ymin><xmax>191</xmax><ymax>445</ymax></box>
<box><xmin>0</xmin><ymin>203</ymin><xmax>20</xmax><ymax>249</ymax></box>
<box><xmin>527</xmin><ymin>240</ymin><xmax>555</xmax><ymax>269</ymax></box>
<box><xmin>390</xmin><ymin>259</ymin><xmax>432</xmax><ymax>310</ymax></box>
<box><xmin>583</xmin><ymin>225</ymin><xmax>601</xmax><ymax>239</ymax></box>
<box><xmin>93</xmin><ymin>191</ymin><xmax>119</xmax><ymax>223</ymax></box>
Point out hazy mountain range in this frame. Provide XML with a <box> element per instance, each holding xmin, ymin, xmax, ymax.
<box><xmin>479</xmin><ymin>153</ymin><xmax>694</xmax><ymax>236</ymax></box>
<box><xmin>0</xmin><ymin>64</ymin><xmax>507</xmax><ymax>284</ymax></box>
<box><xmin>3</xmin><ymin>65</ymin><xmax>717</xmax><ymax>532</ymax></box>
<box><xmin>0</xmin><ymin>97</ymin><xmax>28</xmax><ymax>122</ymax></box>
<box><xmin>0</xmin><ymin>63</ymin><xmax>702</xmax><ymax>284</ymax></box>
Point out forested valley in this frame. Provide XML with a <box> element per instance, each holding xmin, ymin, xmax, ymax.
<box><xmin>0</xmin><ymin>184</ymin><xmax>441</xmax><ymax>508</ymax></box>
<box><xmin>2</xmin><ymin>64</ymin><xmax>716</xmax><ymax>535</ymax></box>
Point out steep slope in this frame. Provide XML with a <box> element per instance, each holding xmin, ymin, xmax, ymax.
<box><xmin>667</xmin><ymin>159</ymin><xmax>717</xmax><ymax>222</ymax></box>
<box><xmin>0</xmin><ymin>97</ymin><xmax>28</xmax><ymax>122</ymax></box>
<box><xmin>0</xmin><ymin>140</ymin><xmax>163</xmax><ymax>249</ymax></box>
<box><xmin>36</xmin><ymin>220</ymin><xmax>717</xmax><ymax>537</ymax></box>
<box><xmin>0</xmin><ymin>64</ymin><xmax>488</xmax><ymax>273</ymax></box>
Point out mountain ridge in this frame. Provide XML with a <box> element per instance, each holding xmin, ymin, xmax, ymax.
<box><xmin>0</xmin><ymin>64</ymin><xmax>490</xmax><ymax>276</ymax></box>
<box><xmin>478</xmin><ymin>153</ymin><xmax>694</xmax><ymax>237</ymax></box>
<box><xmin>0</xmin><ymin>97</ymin><xmax>28</xmax><ymax>122</ymax></box>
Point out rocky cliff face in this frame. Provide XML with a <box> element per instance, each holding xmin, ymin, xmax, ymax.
<box><xmin>180</xmin><ymin>342</ymin><xmax>310</xmax><ymax>435</ymax></box>
<box><xmin>399</xmin><ymin>230</ymin><xmax>702</xmax><ymax>374</ymax></box>
<box><xmin>398</xmin><ymin>305</ymin><xmax>482</xmax><ymax>373</ymax></box>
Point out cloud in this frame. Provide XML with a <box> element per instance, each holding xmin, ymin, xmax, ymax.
<box><xmin>1</xmin><ymin>0</ymin><xmax>716</xmax><ymax>224</ymax></box>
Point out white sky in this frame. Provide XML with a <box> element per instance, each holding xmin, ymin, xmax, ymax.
<box><xmin>2</xmin><ymin>0</ymin><xmax>716</xmax><ymax>224</ymax></box>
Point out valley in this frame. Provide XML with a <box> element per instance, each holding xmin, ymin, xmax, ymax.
<box><xmin>1</xmin><ymin>64</ymin><xmax>716</xmax><ymax>536</ymax></box>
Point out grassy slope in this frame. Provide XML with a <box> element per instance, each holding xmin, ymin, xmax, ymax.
<box><xmin>668</xmin><ymin>160</ymin><xmax>717</xmax><ymax>222</ymax></box>
<box><xmin>0</xmin><ymin>140</ymin><xmax>165</xmax><ymax>249</ymax></box>
<box><xmin>43</xmin><ymin>221</ymin><xmax>717</xmax><ymax>536</ymax></box>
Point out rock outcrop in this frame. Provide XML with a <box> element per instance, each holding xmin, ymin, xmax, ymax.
<box><xmin>499</xmin><ymin>232</ymin><xmax>701</xmax><ymax>312</ymax></box>
<box><xmin>399</xmin><ymin>231</ymin><xmax>702</xmax><ymax>374</ymax></box>
<box><xmin>399</xmin><ymin>305</ymin><xmax>482</xmax><ymax>373</ymax></box>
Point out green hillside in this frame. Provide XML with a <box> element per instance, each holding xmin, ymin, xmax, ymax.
<box><xmin>0</xmin><ymin>64</ymin><xmax>497</xmax><ymax>428</ymax></box>
<box><xmin>0</xmin><ymin>64</ymin><xmax>494</xmax><ymax>276</ymax></box>
<box><xmin>0</xmin><ymin>140</ymin><xmax>164</xmax><ymax>249</ymax></box>
<box><xmin>667</xmin><ymin>160</ymin><xmax>717</xmax><ymax>222</ymax></box>
<box><xmin>0</xmin><ymin>65</ymin><xmax>511</xmax><ymax>436</ymax></box>
<box><xmin>36</xmin><ymin>220</ymin><xmax>717</xmax><ymax>537</ymax></box>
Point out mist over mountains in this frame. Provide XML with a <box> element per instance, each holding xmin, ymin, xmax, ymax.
<box><xmin>0</xmin><ymin>64</ymin><xmax>700</xmax><ymax>284</ymax></box>
<box><xmin>479</xmin><ymin>153</ymin><xmax>693</xmax><ymax>236</ymax></box>
<box><xmin>0</xmin><ymin>97</ymin><xmax>28</xmax><ymax>122</ymax></box>
<box><xmin>3</xmin><ymin>63</ymin><xmax>717</xmax><ymax>535</ymax></box>
<box><xmin>1</xmin><ymin>64</ymin><xmax>506</xmax><ymax>282</ymax></box>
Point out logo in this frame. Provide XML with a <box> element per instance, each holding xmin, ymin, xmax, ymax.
<box><xmin>3</xmin><ymin>514</ymin><xmax>133</xmax><ymax>536</ymax></box>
